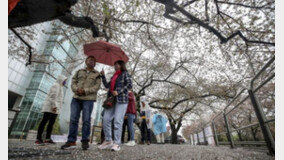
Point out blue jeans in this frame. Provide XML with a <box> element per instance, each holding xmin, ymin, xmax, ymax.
<box><xmin>103</xmin><ymin>102</ymin><xmax>128</xmax><ymax>144</ymax></box>
<box><xmin>67</xmin><ymin>98</ymin><xmax>94</xmax><ymax>142</ymax></box>
<box><xmin>126</xmin><ymin>113</ymin><xmax>136</xmax><ymax>141</ymax></box>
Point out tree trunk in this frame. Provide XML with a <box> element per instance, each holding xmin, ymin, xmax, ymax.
<box><xmin>251</xmin><ymin>127</ymin><xmax>258</xmax><ymax>141</ymax></box>
<box><xmin>237</xmin><ymin>131</ymin><xmax>243</xmax><ymax>141</ymax></box>
<box><xmin>171</xmin><ymin>129</ymin><xmax>178</xmax><ymax>144</ymax></box>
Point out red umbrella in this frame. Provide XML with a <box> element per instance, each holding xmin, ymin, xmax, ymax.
<box><xmin>83</xmin><ymin>40</ymin><xmax>129</xmax><ymax>66</ymax></box>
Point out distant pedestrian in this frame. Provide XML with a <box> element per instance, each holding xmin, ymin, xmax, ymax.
<box><xmin>124</xmin><ymin>90</ymin><xmax>137</xmax><ymax>147</ymax></box>
<box><xmin>152</xmin><ymin>113</ymin><xmax>168</xmax><ymax>144</ymax></box>
<box><xmin>121</xmin><ymin>115</ymin><xmax>129</xmax><ymax>144</ymax></box>
<box><xmin>35</xmin><ymin>75</ymin><xmax>67</xmax><ymax>146</ymax></box>
<box><xmin>61</xmin><ymin>56</ymin><xmax>101</xmax><ymax>150</ymax></box>
<box><xmin>139</xmin><ymin>96</ymin><xmax>152</xmax><ymax>145</ymax></box>
<box><xmin>98</xmin><ymin>60</ymin><xmax>132</xmax><ymax>151</ymax></box>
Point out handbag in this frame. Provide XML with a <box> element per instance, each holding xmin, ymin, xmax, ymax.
<box><xmin>135</xmin><ymin>115</ymin><xmax>142</xmax><ymax>125</ymax></box>
<box><xmin>102</xmin><ymin>95</ymin><xmax>116</xmax><ymax>109</ymax></box>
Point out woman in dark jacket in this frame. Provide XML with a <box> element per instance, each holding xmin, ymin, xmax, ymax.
<box><xmin>98</xmin><ymin>60</ymin><xmax>132</xmax><ymax>151</ymax></box>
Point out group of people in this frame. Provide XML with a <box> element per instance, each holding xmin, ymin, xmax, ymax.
<box><xmin>34</xmin><ymin>55</ymin><xmax>168</xmax><ymax>152</ymax></box>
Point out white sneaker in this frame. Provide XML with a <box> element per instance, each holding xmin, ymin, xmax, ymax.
<box><xmin>98</xmin><ymin>141</ymin><xmax>113</xmax><ymax>150</ymax></box>
<box><xmin>125</xmin><ymin>141</ymin><xmax>136</xmax><ymax>147</ymax></box>
<box><xmin>111</xmin><ymin>144</ymin><xmax>121</xmax><ymax>151</ymax></box>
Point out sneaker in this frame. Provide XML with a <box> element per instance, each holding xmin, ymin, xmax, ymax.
<box><xmin>61</xmin><ymin>141</ymin><xmax>76</xmax><ymax>149</ymax></box>
<box><xmin>147</xmin><ymin>141</ymin><xmax>151</xmax><ymax>145</ymax></box>
<box><xmin>139</xmin><ymin>141</ymin><xmax>145</xmax><ymax>145</ymax></box>
<box><xmin>125</xmin><ymin>141</ymin><xmax>136</xmax><ymax>147</ymax></box>
<box><xmin>98</xmin><ymin>141</ymin><xmax>113</xmax><ymax>150</ymax></box>
<box><xmin>34</xmin><ymin>139</ymin><xmax>44</xmax><ymax>146</ymax></box>
<box><xmin>111</xmin><ymin>144</ymin><xmax>121</xmax><ymax>151</ymax></box>
<box><xmin>82</xmin><ymin>141</ymin><xmax>89</xmax><ymax>150</ymax></box>
<box><xmin>44</xmin><ymin>139</ymin><xmax>56</xmax><ymax>144</ymax></box>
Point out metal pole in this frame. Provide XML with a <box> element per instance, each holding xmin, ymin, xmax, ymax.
<box><xmin>203</xmin><ymin>128</ymin><xmax>208</xmax><ymax>145</ymax></box>
<box><xmin>223</xmin><ymin>113</ymin><xmax>234</xmax><ymax>148</ymax></box>
<box><xmin>250</xmin><ymin>56</ymin><xmax>275</xmax><ymax>90</ymax></box>
<box><xmin>196</xmin><ymin>132</ymin><xmax>200</xmax><ymax>145</ymax></box>
<box><xmin>212</xmin><ymin>122</ymin><xmax>219</xmax><ymax>146</ymax></box>
<box><xmin>189</xmin><ymin>134</ymin><xmax>192</xmax><ymax>145</ymax></box>
<box><xmin>248</xmin><ymin>90</ymin><xmax>275</xmax><ymax>155</ymax></box>
<box><xmin>192</xmin><ymin>134</ymin><xmax>195</xmax><ymax>145</ymax></box>
<box><xmin>90</xmin><ymin>125</ymin><xmax>95</xmax><ymax>144</ymax></box>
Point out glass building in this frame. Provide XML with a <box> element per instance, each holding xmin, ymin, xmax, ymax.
<box><xmin>8</xmin><ymin>21</ymin><xmax>52</xmax><ymax>137</ymax></box>
<box><xmin>9</xmin><ymin>21</ymin><xmax>80</xmax><ymax>138</ymax></box>
<box><xmin>9</xmin><ymin>21</ymin><xmax>105</xmax><ymax>139</ymax></box>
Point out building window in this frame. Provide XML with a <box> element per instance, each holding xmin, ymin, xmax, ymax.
<box><xmin>8</xmin><ymin>91</ymin><xmax>20</xmax><ymax>110</ymax></box>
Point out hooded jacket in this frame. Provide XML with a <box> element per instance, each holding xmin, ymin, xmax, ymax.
<box><xmin>152</xmin><ymin>114</ymin><xmax>168</xmax><ymax>135</ymax></box>
<box><xmin>139</xmin><ymin>96</ymin><xmax>152</xmax><ymax>129</ymax></box>
<box><xmin>41</xmin><ymin>75</ymin><xmax>67</xmax><ymax>114</ymax></box>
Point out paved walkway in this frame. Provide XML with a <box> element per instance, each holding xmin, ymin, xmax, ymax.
<box><xmin>8</xmin><ymin>140</ymin><xmax>273</xmax><ymax>160</ymax></box>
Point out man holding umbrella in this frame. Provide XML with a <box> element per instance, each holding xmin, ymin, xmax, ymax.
<box><xmin>84</xmin><ymin>40</ymin><xmax>131</xmax><ymax>151</ymax></box>
<box><xmin>61</xmin><ymin>40</ymin><xmax>129</xmax><ymax>151</ymax></box>
<box><xmin>61</xmin><ymin>56</ymin><xmax>101</xmax><ymax>150</ymax></box>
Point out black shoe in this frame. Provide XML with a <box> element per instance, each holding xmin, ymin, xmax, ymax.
<box><xmin>147</xmin><ymin>141</ymin><xmax>151</xmax><ymax>145</ymax></box>
<box><xmin>82</xmin><ymin>141</ymin><xmax>89</xmax><ymax>150</ymax></box>
<box><xmin>34</xmin><ymin>139</ymin><xmax>44</xmax><ymax>146</ymax></box>
<box><xmin>139</xmin><ymin>141</ymin><xmax>145</xmax><ymax>145</ymax></box>
<box><xmin>44</xmin><ymin>139</ymin><xmax>56</xmax><ymax>144</ymax></box>
<box><xmin>61</xmin><ymin>141</ymin><xmax>76</xmax><ymax>149</ymax></box>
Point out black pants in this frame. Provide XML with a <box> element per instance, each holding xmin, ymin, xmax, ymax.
<box><xmin>121</xmin><ymin>119</ymin><xmax>130</xmax><ymax>143</ymax></box>
<box><xmin>37</xmin><ymin>112</ymin><xmax>57</xmax><ymax>140</ymax></box>
<box><xmin>140</xmin><ymin>119</ymin><xmax>151</xmax><ymax>142</ymax></box>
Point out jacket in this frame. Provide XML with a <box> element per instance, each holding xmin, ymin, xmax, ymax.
<box><xmin>102</xmin><ymin>70</ymin><xmax>132</xmax><ymax>103</ymax></box>
<box><xmin>71</xmin><ymin>68</ymin><xmax>101</xmax><ymax>101</ymax></box>
<box><xmin>126</xmin><ymin>91</ymin><xmax>137</xmax><ymax>115</ymax></box>
<box><xmin>139</xmin><ymin>97</ymin><xmax>152</xmax><ymax>128</ymax></box>
<box><xmin>42</xmin><ymin>75</ymin><xmax>67</xmax><ymax>114</ymax></box>
<box><xmin>152</xmin><ymin>114</ymin><xmax>168</xmax><ymax>135</ymax></box>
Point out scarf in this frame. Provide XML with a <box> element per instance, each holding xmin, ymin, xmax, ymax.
<box><xmin>110</xmin><ymin>70</ymin><xmax>122</xmax><ymax>93</ymax></box>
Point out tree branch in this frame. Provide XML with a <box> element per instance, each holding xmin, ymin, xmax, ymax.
<box><xmin>153</xmin><ymin>0</ymin><xmax>275</xmax><ymax>46</ymax></box>
<box><xmin>216</xmin><ymin>1</ymin><xmax>274</xmax><ymax>10</ymax></box>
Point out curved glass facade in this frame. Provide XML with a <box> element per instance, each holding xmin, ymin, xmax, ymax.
<box><xmin>10</xmin><ymin>22</ymin><xmax>79</xmax><ymax>138</ymax></box>
<box><xmin>9</xmin><ymin>21</ymin><xmax>105</xmax><ymax>139</ymax></box>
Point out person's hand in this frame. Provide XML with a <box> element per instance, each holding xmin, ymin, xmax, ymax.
<box><xmin>76</xmin><ymin>88</ymin><xmax>81</xmax><ymax>95</ymax></box>
<box><xmin>146</xmin><ymin>119</ymin><xmax>150</xmax><ymax>124</ymax></box>
<box><xmin>77</xmin><ymin>88</ymin><xmax>85</xmax><ymax>96</ymax></box>
<box><xmin>76</xmin><ymin>88</ymin><xmax>82</xmax><ymax>95</ymax></box>
<box><xmin>142</xmin><ymin>102</ymin><xmax>145</xmax><ymax>107</ymax></box>
<box><xmin>52</xmin><ymin>107</ymin><xmax>57</xmax><ymax>113</ymax></box>
<box><xmin>81</xmin><ymin>89</ymin><xmax>85</xmax><ymax>95</ymax></box>
<box><xmin>112</xmin><ymin>91</ymin><xmax>118</xmax><ymax>96</ymax></box>
<box><xmin>100</xmin><ymin>70</ymin><xmax>105</xmax><ymax>76</ymax></box>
